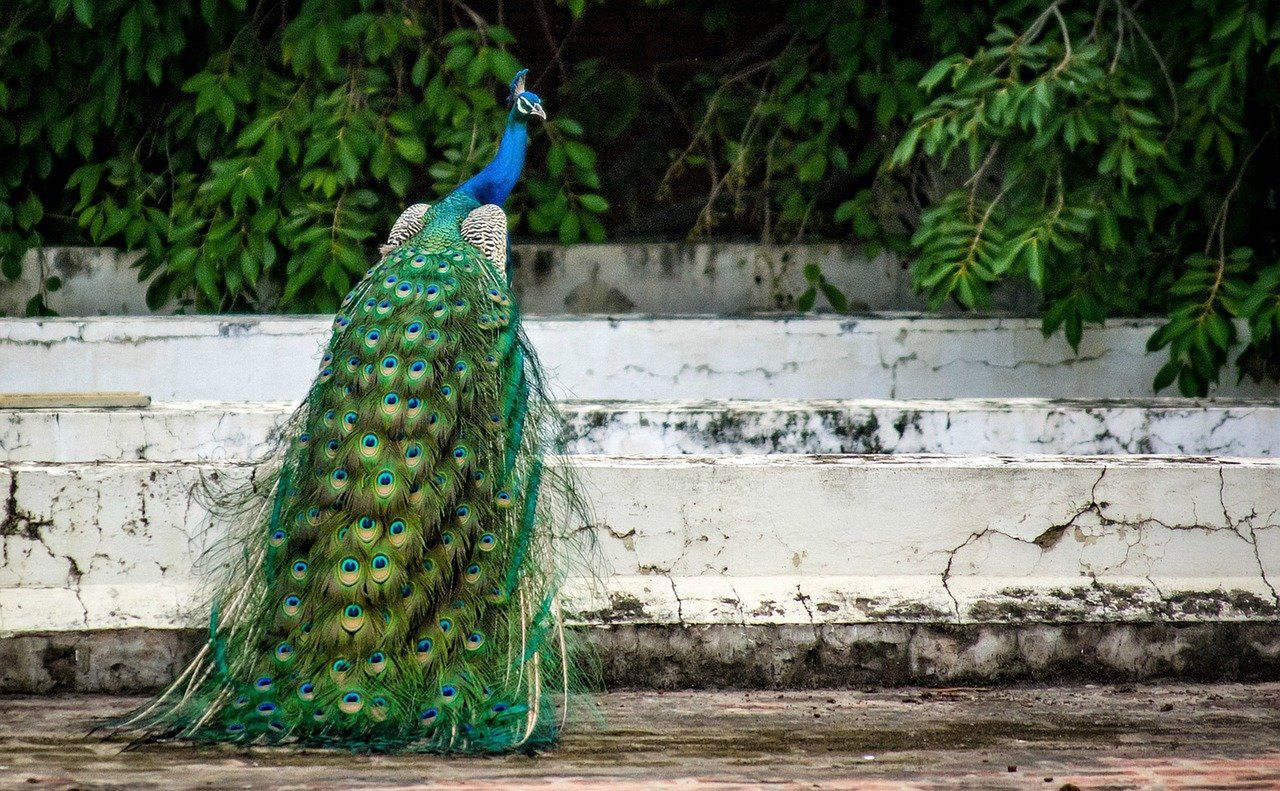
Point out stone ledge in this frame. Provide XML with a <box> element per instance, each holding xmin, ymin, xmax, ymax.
<box><xmin>4</xmin><ymin>398</ymin><xmax>1279</xmax><ymax>461</ymax></box>
<box><xmin>3</xmin><ymin>315</ymin><xmax>1274</xmax><ymax>400</ymax></box>
<box><xmin>2</xmin><ymin>622</ymin><xmax>1278</xmax><ymax>693</ymax></box>
<box><xmin>2</xmin><ymin>455</ymin><xmax>1277</xmax><ymax>635</ymax></box>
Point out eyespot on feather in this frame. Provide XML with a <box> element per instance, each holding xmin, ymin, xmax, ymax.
<box><xmin>370</xmin><ymin>553</ymin><xmax>391</xmax><ymax>583</ymax></box>
<box><xmin>388</xmin><ymin>518</ymin><xmax>408</xmax><ymax>547</ymax></box>
<box><xmin>341</xmin><ymin>603</ymin><xmax>365</xmax><ymax>633</ymax></box>
<box><xmin>375</xmin><ymin>469</ymin><xmax>396</xmax><ymax>497</ymax></box>
<box><xmin>415</xmin><ymin>637</ymin><xmax>434</xmax><ymax>664</ymax></box>
<box><xmin>338</xmin><ymin>557</ymin><xmax>360</xmax><ymax>586</ymax></box>
<box><xmin>339</xmin><ymin>690</ymin><xmax>364</xmax><ymax>714</ymax></box>
<box><xmin>355</xmin><ymin>516</ymin><xmax>378</xmax><ymax>543</ymax></box>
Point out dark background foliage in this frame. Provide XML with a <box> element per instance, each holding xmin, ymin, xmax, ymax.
<box><xmin>1</xmin><ymin>0</ymin><xmax>1278</xmax><ymax>394</ymax></box>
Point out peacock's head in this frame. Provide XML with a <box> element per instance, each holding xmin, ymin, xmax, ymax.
<box><xmin>507</xmin><ymin>69</ymin><xmax>547</xmax><ymax>121</ymax></box>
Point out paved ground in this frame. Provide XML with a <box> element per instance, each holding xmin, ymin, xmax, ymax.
<box><xmin>0</xmin><ymin>684</ymin><xmax>1276</xmax><ymax>789</ymax></box>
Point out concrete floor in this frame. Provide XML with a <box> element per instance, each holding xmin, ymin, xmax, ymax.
<box><xmin>0</xmin><ymin>684</ymin><xmax>1277</xmax><ymax>789</ymax></box>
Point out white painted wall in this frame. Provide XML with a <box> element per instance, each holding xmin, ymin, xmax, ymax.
<box><xmin>1</xmin><ymin>455</ymin><xmax>1276</xmax><ymax>636</ymax></box>
<box><xmin>4</xmin><ymin>398</ymin><xmax>1280</xmax><ymax>461</ymax></box>
<box><xmin>7</xmin><ymin>315</ymin><xmax>1275</xmax><ymax>400</ymax></box>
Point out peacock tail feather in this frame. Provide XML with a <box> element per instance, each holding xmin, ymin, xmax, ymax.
<box><xmin>109</xmin><ymin>77</ymin><xmax>595</xmax><ymax>752</ymax></box>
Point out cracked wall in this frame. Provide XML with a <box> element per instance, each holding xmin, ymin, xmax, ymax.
<box><xmin>4</xmin><ymin>400</ymin><xmax>1277</xmax><ymax>464</ymax></box>
<box><xmin>3</xmin><ymin>316</ymin><xmax>1277</xmax><ymax>402</ymax></box>
<box><xmin>2</xmin><ymin>455</ymin><xmax>1277</xmax><ymax>636</ymax></box>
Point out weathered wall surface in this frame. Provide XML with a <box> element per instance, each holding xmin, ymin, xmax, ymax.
<box><xmin>508</xmin><ymin>243</ymin><xmax>1035</xmax><ymax>314</ymax></box>
<box><xmin>0</xmin><ymin>244</ymin><xmax>1039</xmax><ymax>317</ymax></box>
<box><xmin>5</xmin><ymin>315</ymin><xmax>1276</xmax><ymax>400</ymax></box>
<box><xmin>0</xmin><ymin>248</ymin><xmax>151</xmax><ymax>317</ymax></box>
<box><xmin>2</xmin><ymin>456</ymin><xmax>1277</xmax><ymax>637</ymax></box>
<box><xmin>7</xmin><ymin>623</ymin><xmax>1280</xmax><ymax>692</ymax></box>
<box><xmin>2</xmin><ymin>454</ymin><xmax>1278</xmax><ymax>690</ymax></box>
<box><xmin>5</xmin><ymin>399</ymin><xmax>1279</xmax><ymax>461</ymax></box>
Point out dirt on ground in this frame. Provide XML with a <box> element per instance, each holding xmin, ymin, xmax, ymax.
<box><xmin>0</xmin><ymin>683</ymin><xmax>1276</xmax><ymax>789</ymax></box>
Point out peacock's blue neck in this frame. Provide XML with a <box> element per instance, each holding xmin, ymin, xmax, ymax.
<box><xmin>458</xmin><ymin>110</ymin><xmax>528</xmax><ymax>206</ymax></box>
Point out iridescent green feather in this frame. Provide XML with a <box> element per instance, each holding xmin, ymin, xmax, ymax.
<box><xmin>110</xmin><ymin>190</ymin><xmax>594</xmax><ymax>753</ymax></box>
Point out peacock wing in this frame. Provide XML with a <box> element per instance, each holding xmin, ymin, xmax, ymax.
<box><xmin>380</xmin><ymin>203</ymin><xmax>431</xmax><ymax>255</ymax></box>
<box><xmin>460</xmin><ymin>204</ymin><xmax>509</xmax><ymax>277</ymax></box>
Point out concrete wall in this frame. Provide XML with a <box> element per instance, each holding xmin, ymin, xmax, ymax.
<box><xmin>2</xmin><ymin>455</ymin><xmax>1276</xmax><ymax>638</ymax></box>
<box><xmin>510</xmin><ymin>242</ymin><xmax>1039</xmax><ymax>313</ymax></box>
<box><xmin>6</xmin><ymin>315</ymin><xmax>1275</xmax><ymax>400</ymax></box>
<box><xmin>4</xmin><ymin>398</ymin><xmax>1279</xmax><ymax>460</ymax></box>
<box><xmin>0</xmin><ymin>248</ymin><xmax>152</xmax><ymax>317</ymax></box>
<box><xmin>0</xmin><ymin>245</ymin><xmax>1039</xmax><ymax>316</ymax></box>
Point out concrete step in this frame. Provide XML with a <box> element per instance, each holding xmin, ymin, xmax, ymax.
<box><xmin>3</xmin><ymin>315</ymin><xmax>1274</xmax><ymax>401</ymax></box>
<box><xmin>2</xmin><ymin>455</ymin><xmax>1275</xmax><ymax>639</ymax></box>
<box><xmin>4</xmin><ymin>398</ymin><xmax>1279</xmax><ymax>462</ymax></box>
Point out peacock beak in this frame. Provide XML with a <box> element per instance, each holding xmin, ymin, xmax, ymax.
<box><xmin>530</xmin><ymin>102</ymin><xmax>547</xmax><ymax>120</ymax></box>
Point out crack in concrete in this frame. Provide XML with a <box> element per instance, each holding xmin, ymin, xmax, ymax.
<box><xmin>940</xmin><ymin>464</ymin><xmax>1280</xmax><ymax>620</ymax></box>
<box><xmin>0</xmin><ymin>473</ymin><xmax>52</xmax><ymax>542</ymax></box>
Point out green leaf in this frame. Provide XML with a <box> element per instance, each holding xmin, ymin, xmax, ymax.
<box><xmin>563</xmin><ymin>141</ymin><xmax>596</xmax><ymax>170</ymax></box>
<box><xmin>1177</xmin><ymin>365</ymin><xmax>1204</xmax><ymax>397</ymax></box>
<box><xmin>195</xmin><ymin>257</ymin><xmax>219</xmax><ymax>300</ymax></box>
<box><xmin>797</xmin><ymin>153</ymin><xmax>827</xmax><ymax>182</ymax></box>
<box><xmin>578</xmin><ymin>194</ymin><xmax>609</xmax><ymax>213</ymax></box>
<box><xmin>796</xmin><ymin>287</ymin><xmax>816</xmax><ymax>312</ymax></box>
<box><xmin>558</xmin><ymin>212</ymin><xmax>581</xmax><ymax>244</ymax></box>
<box><xmin>820</xmin><ymin>282</ymin><xmax>849</xmax><ymax>312</ymax></box>
<box><xmin>444</xmin><ymin>45</ymin><xmax>474</xmax><ymax>72</ymax></box>
<box><xmin>72</xmin><ymin>0</ymin><xmax>92</xmax><ymax>27</ymax></box>
<box><xmin>394</xmin><ymin>136</ymin><xmax>426</xmax><ymax>164</ymax></box>
<box><xmin>1204</xmin><ymin>313</ymin><xmax>1233</xmax><ymax>350</ymax></box>
<box><xmin>2</xmin><ymin>254</ymin><xmax>22</xmax><ymax>281</ymax></box>
<box><xmin>1153</xmin><ymin>359</ymin><xmax>1179</xmax><ymax>392</ymax></box>
<box><xmin>555</xmin><ymin>118</ymin><xmax>584</xmax><ymax>136</ymax></box>
<box><xmin>919</xmin><ymin>56</ymin><xmax>956</xmax><ymax>92</ymax></box>
<box><xmin>1065</xmin><ymin>311</ymin><xmax>1083</xmax><ymax>351</ymax></box>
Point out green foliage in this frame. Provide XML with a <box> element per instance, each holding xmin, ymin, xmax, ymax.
<box><xmin>888</xmin><ymin>1</ymin><xmax>1280</xmax><ymax>394</ymax></box>
<box><xmin>5</xmin><ymin>0</ymin><xmax>1280</xmax><ymax>395</ymax></box>
<box><xmin>672</xmin><ymin>0</ymin><xmax>1280</xmax><ymax>394</ymax></box>
<box><xmin>0</xmin><ymin>0</ymin><xmax>608</xmax><ymax>313</ymax></box>
<box><xmin>797</xmin><ymin>263</ymin><xmax>849</xmax><ymax>312</ymax></box>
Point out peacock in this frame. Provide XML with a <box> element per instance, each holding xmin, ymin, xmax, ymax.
<box><xmin>111</xmin><ymin>69</ymin><xmax>592</xmax><ymax>754</ymax></box>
